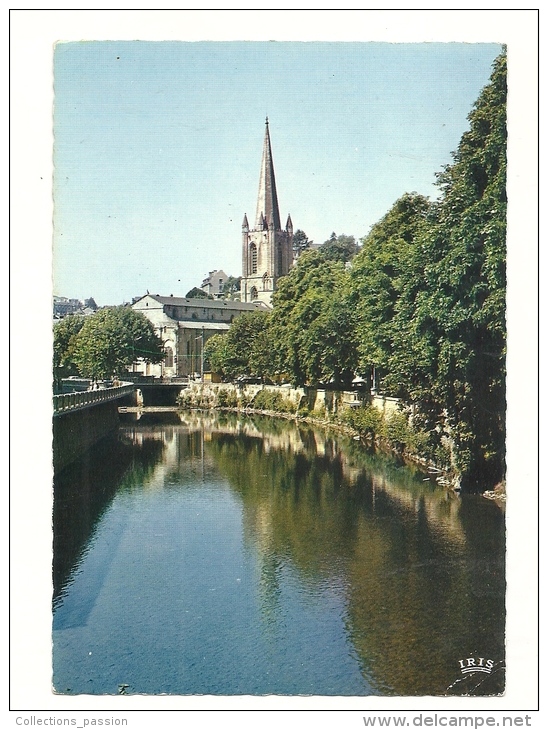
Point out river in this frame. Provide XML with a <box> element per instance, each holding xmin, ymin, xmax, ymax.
<box><xmin>52</xmin><ymin>411</ymin><xmax>505</xmax><ymax>696</ymax></box>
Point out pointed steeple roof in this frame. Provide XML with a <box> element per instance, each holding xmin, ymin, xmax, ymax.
<box><xmin>254</xmin><ymin>117</ymin><xmax>281</xmax><ymax>230</ymax></box>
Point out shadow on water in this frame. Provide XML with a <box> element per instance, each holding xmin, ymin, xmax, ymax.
<box><xmin>53</xmin><ymin>429</ymin><xmax>167</xmax><ymax>604</ymax></box>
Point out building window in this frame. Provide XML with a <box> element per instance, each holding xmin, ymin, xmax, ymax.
<box><xmin>164</xmin><ymin>346</ymin><xmax>174</xmax><ymax>368</ymax></box>
<box><xmin>263</xmin><ymin>272</ymin><xmax>269</xmax><ymax>291</ymax></box>
<box><xmin>250</xmin><ymin>286</ymin><xmax>258</xmax><ymax>301</ymax></box>
<box><xmin>277</xmin><ymin>241</ymin><xmax>283</xmax><ymax>277</ymax></box>
<box><xmin>250</xmin><ymin>243</ymin><xmax>257</xmax><ymax>274</ymax></box>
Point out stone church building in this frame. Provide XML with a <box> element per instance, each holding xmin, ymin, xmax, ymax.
<box><xmin>241</xmin><ymin>118</ymin><xmax>293</xmax><ymax>305</ymax></box>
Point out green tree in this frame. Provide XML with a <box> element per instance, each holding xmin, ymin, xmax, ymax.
<box><xmin>203</xmin><ymin>333</ymin><xmax>232</xmax><ymax>377</ymax></box>
<box><xmin>204</xmin><ymin>310</ymin><xmax>272</xmax><ymax>380</ymax></box>
<box><xmin>349</xmin><ymin>193</ymin><xmax>431</xmax><ymax>388</ymax></box>
<box><xmin>69</xmin><ymin>307</ymin><xmax>164</xmax><ymax>380</ymax></box>
<box><xmin>320</xmin><ymin>232</ymin><xmax>358</xmax><ymax>263</ymax></box>
<box><xmin>421</xmin><ymin>50</ymin><xmax>507</xmax><ymax>488</ymax></box>
<box><xmin>221</xmin><ymin>276</ymin><xmax>242</xmax><ymax>299</ymax></box>
<box><xmin>292</xmin><ymin>229</ymin><xmax>313</xmax><ymax>257</ymax></box>
<box><xmin>53</xmin><ymin>313</ymin><xmax>86</xmax><ymax>388</ymax></box>
<box><xmin>270</xmin><ymin>250</ymin><xmax>357</xmax><ymax>386</ymax></box>
<box><xmin>347</xmin><ymin>50</ymin><xmax>506</xmax><ymax>489</ymax></box>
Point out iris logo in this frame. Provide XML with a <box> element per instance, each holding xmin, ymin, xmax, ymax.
<box><xmin>458</xmin><ymin>657</ymin><xmax>495</xmax><ymax>675</ymax></box>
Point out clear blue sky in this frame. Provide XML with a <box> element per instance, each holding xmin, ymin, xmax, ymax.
<box><xmin>53</xmin><ymin>41</ymin><xmax>502</xmax><ymax>306</ymax></box>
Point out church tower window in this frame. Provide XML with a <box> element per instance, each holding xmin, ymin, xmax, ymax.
<box><xmin>250</xmin><ymin>286</ymin><xmax>258</xmax><ymax>301</ymax></box>
<box><xmin>250</xmin><ymin>243</ymin><xmax>258</xmax><ymax>274</ymax></box>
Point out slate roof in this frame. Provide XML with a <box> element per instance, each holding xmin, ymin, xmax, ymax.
<box><xmin>135</xmin><ymin>294</ymin><xmax>268</xmax><ymax>312</ymax></box>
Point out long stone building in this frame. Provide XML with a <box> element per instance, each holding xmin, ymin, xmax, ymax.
<box><xmin>241</xmin><ymin>118</ymin><xmax>293</xmax><ymax>305</ymax></box>
<box><xmin>131</xmin><ymin>294</ymin><xmax>267</xmax><ymax>378</ymax></box>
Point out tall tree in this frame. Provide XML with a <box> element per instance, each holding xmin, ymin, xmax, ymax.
<box><xmin>69</xmin><ymin>307</ymin><xmax>164</xmax><ymax>380</ymax></box>
<box><xmin>348</xmin><ymin>50</ymin><xmax>506</xmax><ymax>489</ymax></box>
<box><xmin>349</xmin><ymin>193</ymin><xmax>431</xmax><ymax>386</ymax></box>
<box><xmin>204</xmin><ymin>310</ymin><xmax>272</xmax><ymax>380</ymax></box>
<box><xmin>292</xmin><ymin>229</ymin><xmax>313</xmax><ymax>258</ymax></box>
<box><xmin>422</xmin><ymin>50</ymin><xmax>507</xmax><ymax>488</ymax></box>
<box><xmin>270</xmin><ymin>250</ymin><xmax>357</xmax><ymax>386</ymax></box>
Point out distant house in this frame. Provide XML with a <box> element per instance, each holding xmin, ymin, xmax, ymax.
<box><xmin>53</xmin><ymin>296</ymin><xmax>97</xmax><ymax>319</ymax></box>
<box><xmin>132</xmin><ymin>293</ymin><xmax>268</xmax><ymax>378</ymax></box>
<box><xmin>201</xmin><ymin>270</ymin><xmax>229</xmax><ymax>299</ymax></box>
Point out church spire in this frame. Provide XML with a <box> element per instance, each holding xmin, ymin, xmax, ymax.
<box><xmin>254</xmin><ymin>117</ymin><xmax>281</xmax><ymax>230</ymax></box>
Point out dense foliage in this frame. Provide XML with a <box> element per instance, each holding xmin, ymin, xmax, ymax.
<box><xmin>319</xmin><ymin>232</ymin><xmax>359</xmax><ymax>263</ymax></box>
<box><xmin>221</xmin><ymin>276</ymin><xmax>242</xmax><ymax>298</ymax></box>
<box><xmin>53</xmin><ymin>313</ymin><xmax>86</xmax><ymax>387</ymax></box>
<box><xmin>55</xmin><ymin>306</ymin><xmax>164</xmax><ymax>380</ymax></box>
<box><xmin>204</xmin><ymin>309</ymin><xmax>272</xmax><ymax>380</ymax></box>
<box><xmin>352</xmin><ymin>52</ymin><xmax>506</xmax><ymax>487</ymax></box>
<box><xmin>424</xmin><ymin>51</ymin><xmax>507</xmax><ymax>487</ymax></box>
<box><xmin>269</xmin><ymin>251</ymin><xmax>357</xmax><ymax>387</ymax></box>
<box><xmin>350</xmin><ymin>192</ymin><xmax>432</xmax><ymax>385</ymax></box>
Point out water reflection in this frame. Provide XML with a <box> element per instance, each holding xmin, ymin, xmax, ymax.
<box><xmin>53</xmin><ymin>412</ymin><xmax>504</xmax><ymax>696</ymax></box>
<box><xmin>53</xmin><ymin>433</ymin><xmax>167</xmax><ymax>604</ymax></box>
<box><xmin>205</xmin><ymin>418</ymin><xmax>505</xmax><ymax>695</ymax></box>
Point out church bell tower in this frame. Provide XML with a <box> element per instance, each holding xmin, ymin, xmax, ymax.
<box><xmin>242</xmin><ymin>118</ymin><xmax>293</xmax><ymax>305</ymax></box>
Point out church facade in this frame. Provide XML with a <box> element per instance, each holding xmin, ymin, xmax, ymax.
<box><xmin>241</xmin><ymin>119</ymin><xmax>293</xmax><ymax>305</ymax></box>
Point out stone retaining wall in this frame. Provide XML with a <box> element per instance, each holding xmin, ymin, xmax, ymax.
<box><xmin>183</xmin><ymin>382</ymin><xmax>400</xmax><ymax>416</ymax></box>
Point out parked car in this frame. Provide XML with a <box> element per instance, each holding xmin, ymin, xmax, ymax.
<box><xmin>235</xmin><ymin>375</ymin><xmax>262</xmax><ymax>385</ymax></box>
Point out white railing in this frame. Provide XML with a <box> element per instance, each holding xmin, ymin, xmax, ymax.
<box><xmin>53</xmin><ymin>383</ymin><xmax>134</xmax><ymax>415</ymax></box>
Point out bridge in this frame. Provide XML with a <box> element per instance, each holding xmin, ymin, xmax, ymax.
<box><xmin>53</xmin><ymin>383</ymin><xmax>135</xmax><ymax>415</ymax></box>
<box><xmin>134</xmin><ymin>381</ymin><xmax>188</xmax><ymax>406</ymax></box>
<box><xmin>53</xmin><ymin>383</ymin><xmax>136</xmax><ymax>472</ymax></box>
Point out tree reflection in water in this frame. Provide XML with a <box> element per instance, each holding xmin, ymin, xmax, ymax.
<box><xmin>206</xmin><ymin>414</ymin><xmax>505</xmax><ymax>696</ymax></box>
